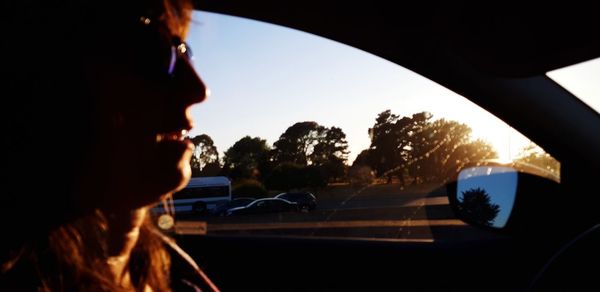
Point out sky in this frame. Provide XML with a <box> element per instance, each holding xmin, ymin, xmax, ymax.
<box><xmin>457</xmin><ymin>167</ymin><xmax>518</xmax><ymax>228</ymax></box>
<box><xmin>185</xmin><ymin>11</ymin><xmax>561</xmax><ymax>164</ymax></box>
<box><xmin>547</xmin><ymin>57</ymin><xmax>600</xmax><ymax>114</ymax></box>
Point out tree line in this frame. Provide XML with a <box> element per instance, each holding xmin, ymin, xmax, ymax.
<box><xmin>350</xmin><ymin>110</ymin><xmax>497</xmax><ymax>186</ymax></box>
<box><xmin>188</xmin><ymin>110</ymin><xmax>557</xmax><ymax>193</ymax></box>
<box><xmin>189</xmin><ymin>121</ymin><xmax>349</xmax><ymax>192</ymax></box>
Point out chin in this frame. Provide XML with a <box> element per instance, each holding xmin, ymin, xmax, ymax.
<box><xmin>152</xmin><ymin>141</ymin><xmax>194</xmax><ymax>193</ymax></box>
<box><xmin>173</xmin><ymin>160</ymin><xmax>192</xmax><ymax>192</ymax></box>
<box><xmin>130</xmin><ymin>157</ymin><xmax>192</xmax><ymax>209</ymax></box>
<box><xmin>164</xmin><ymin>156</ymin><xmax>194</xmax><ymax>193</ymax></box>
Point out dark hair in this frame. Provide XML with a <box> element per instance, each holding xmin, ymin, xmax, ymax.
<box><xmin>0</xmin><ymin>0</ymin><xmax>193</xmax><ymax>290</ymax></box>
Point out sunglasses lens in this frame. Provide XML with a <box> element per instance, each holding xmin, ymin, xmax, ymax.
<box><xmin>180</xmin><ymin>42</ymin><xmax>193</xmax><ymax>60</ymax></box>
<box><xmin>167</xmin><ymin>46</ymin><xmax>177</xmax><ymax>75</ymax></box>
<box><xmin>167</xmin><ymin>41</ymin><xmax>194</xmax><ymax>76</ymax></box>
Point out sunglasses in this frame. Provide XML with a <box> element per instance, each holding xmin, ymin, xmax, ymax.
<box><xmin>138</xmin><ymin>16</ymin><xmax>195</xmax><ymax>78</ymax></box>
<box><xmin>168</xmin><ymin>37</ymin><xmax>194</xmax><ymax>75</ymax></box>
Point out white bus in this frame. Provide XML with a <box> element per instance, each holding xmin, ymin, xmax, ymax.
<box><xmin>156</xmin><ymin>176</ymin><xmax>232</xmax><ymax>214</ymax></box>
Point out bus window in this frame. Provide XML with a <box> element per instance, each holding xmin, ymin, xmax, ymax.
<box><xmin>155</xmin><ymin>176</ymin><xmax>232</xmax><ymax>216</ymax></box>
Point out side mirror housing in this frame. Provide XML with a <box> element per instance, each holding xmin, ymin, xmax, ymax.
<box><xmin>447</xmin><ymin>165</ymin><xmax>561</xmax><ymax>235</ymax></box>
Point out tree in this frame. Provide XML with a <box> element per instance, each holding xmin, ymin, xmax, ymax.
<box><xmin>272</xmin><ymin>122</ymin><xmax>324</xmax><ymax>166</ymax></box>
<box><xmin>265</xmin><ymin>162</ymin><xmax>305</xmax><ymax>191</ymax></box>
<box><xmin>317</xmin><ymin>159</ymin><xmax>347</xmax><ymax>182</ymax></box>
<box><xmin>310</xmin><ymin>126</ymin><xmax>349</xmax><ymax>165</ymax></box>
<box><xmin>367</xmin><ymin>110</ymin><xmax>400</xmax><ymax>182</ymax></box>
<box><xmin>367</xmin><ymin>110</ymin><xmax>430</xmax><ymax>183</ymax></box>
<box><xmin>222</xmin><ymin>136</ymin><xmax>271</xmax><ymax>181</ymax></box>
<box><xmin>441</xmin><ymin>139</ymin><xmax>498</xmax><ymax>179</ymax></box>
<box><xmin>189</xmin><ymin>134</ymin><xmax>220</xmax><ymax>177</ymax></box>
<box><xmin>265</xmin><ymin>163</ymin><xmax>327</xmax><ymax>191</ymax></box>
<box><xmin>310</xmin><ymin>126</ymin><xmax>349</xmax><ymax>181</ymax></box>
<box><xmin>271</xmin><ymin>122</ymin><xmax>350</xmax><ymax>182</ymax></box>
<box><xmin>458</xmin><ymin>187</ymin><xmax>501</xmax><ymax>226</ymax></box>
<box><xmin>365</xmin><ymin>110</ymin><xmax>498</xmax><ymax>185</ymax></box>
<box><xmin>232</xmin><ymin>179</ymin><xmax>268</xmax><ymax>198</ymax></box>
<box><xmin>348</xmin><ymin>165</ymin><xmax>375</xmax><ymax>187</ymax></box>
<box><xmin>408</xmin><ymin>119</ymin><xmax>497</xmax><ymax>183</ymax></box>
<box><xmin>352</xmin><ymin>149</ymin><xmax>371</xmax><ymax>167</ymax></box>
<box><xmin>514</xmin><ymin>143</ymin><xmax>560</xmax><ymax>179</ymax></box>
<box><xmin>199</xmin><ymin>162</ymin><xmax>221</xmax><ymax>177</ymax></box>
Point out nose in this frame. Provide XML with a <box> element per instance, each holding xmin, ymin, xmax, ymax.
<box><xmin>173</xmin><ymin>56</ymin><xmax>208</xmax><ymax>107</ymax></box>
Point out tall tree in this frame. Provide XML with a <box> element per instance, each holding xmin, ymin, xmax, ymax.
<box><xmin>408</xmin><ymin>119</ymin><xmax>495</xmax><ymax>183</ymax></box>
<box><xmin>365</xmin><ymin>110</ymin><xmax>497</xmax><ymax>184</ymax></box>
<box><xmin>265</xmin><ymin>162</ymin><xmax>327</xmax><ymax>191</ymax></box>
<box><xmin>223</xmin><ymin>136</ymin><xmax>271</xmax><ymax>181</ymax></box>
<box><xmin>367</xmin><ymin>110</ymin><xmax>400</xmax><ymax>182</ymax></box>
<box><xmin>271</xmin><ymin>121</ymin><xmax>324</xmax><ymax>166</ymax></box>
<box><xmin>352</xmin><ymin>149</ymin><xmax>371</xmax><ymax>168</ymax></box>
<box><xmin>271</xmin><ymin>122</ymin><xmax>350</xmax><ymax>183</ymax></box>
<box><xmin>348</xmin><ymin>149</ymin><xmax>375</xmax><ymax>186</ymax></box>
<box><xmin>310</xmin><ymin>126</ymin><xmax>349</xmax><ymax>180</ymax></box>
<box><xmin>367</xmin><ymin>110</ymin><xmax>430</xmax><ymax>183</ymax></box>
<box><xmin>272</xmin><ymin>122</ymin><xmax>349</xmax><ymax>166</ymax></box>
<box><xmin>310</xmin><ymin>126</ymin><xmax>349</xmax><ymax>166</ymax></box>
<box><xmin>458</xmin><ymin>187</ymin><xmax>501</xmax><ymax>227</ymax></box>
<box><xmin>442</xmin><ymin>139</ymin><xmax>498</xmax><ymax>179</ymax></box>
<box><xmin>190</xmin><ymin>134</ymin><xmax>220</xmax><ymax>176</ymax></box>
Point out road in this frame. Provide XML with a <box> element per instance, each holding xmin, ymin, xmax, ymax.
<box><xmin>169</xmin><ymin>184</ymin><xmax>502</xmax><ymax>242</ymax></box>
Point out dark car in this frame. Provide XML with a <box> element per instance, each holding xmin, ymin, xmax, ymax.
<box><xmin>211</xmin><ymin>197</ymin><xmax>256</xmax><ymax>216</ymax></box>
<box><xmin>275</xmin><ymin>192</ymin><xmax>316</xmax><ymax>211</ymax></box>
<box><xmin>226</xmin><ymin>198</ymin><xmax>299</xmax><ymax>216</ymax></box>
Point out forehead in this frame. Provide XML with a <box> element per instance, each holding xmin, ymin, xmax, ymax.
<box><xmin>136</xmin><ymin>0</ymin><xmax>191</xmax><ymax>38</ymax></box>
<box><xmin>91</xmin><ymin>0</ymin><xmax>188</xmax><ymax>37</ymax></box>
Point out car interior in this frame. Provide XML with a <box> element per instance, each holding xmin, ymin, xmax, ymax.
<box><xmin>174</xmin><ymin>1</ymin><xmax>600</xmax><ymax>291</ymax></box>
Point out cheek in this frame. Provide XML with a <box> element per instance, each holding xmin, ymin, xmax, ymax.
<box><xmin>114</xmin><ymin>137</ymin><xmax>193</xmax><ymax>208</ymax></box>
<box><xmin>92</xmin><ymin>62</ymin><xmax>169</xmax><ymax>126</ymax></box>
<box><xmin>85</xmin><ymin>61</ymin><xmax>188</xmax><ymax>209</ymax></box>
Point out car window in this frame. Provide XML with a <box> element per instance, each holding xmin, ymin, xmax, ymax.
<box><xmin>547</xmin><ymin>57</ymin><xmax>600</xmax><ymax>115</ymax></box>
<box><xmin>255</xmin><ymin>201</ymin><xmax>267</xmax><ymax>208</ymax></box>
<box><xmin>168</xmin><ymin>11</ymin><xmax>561</xmax><ymax>242</ymax></box>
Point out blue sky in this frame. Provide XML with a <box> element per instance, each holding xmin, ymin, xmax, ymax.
<box><xmin>457</xmin><ymin>167</ymin><xmax>518</xmax><ymax>227</ymax></box>
<box><xmin>186</xmin><ymin>11</ymin><xmax>542</xmax><ymax>164</ymax></box>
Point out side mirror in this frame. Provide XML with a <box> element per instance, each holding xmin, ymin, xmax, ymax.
<box><xmin>447</xmin><ymin>165</ymin><xmax>562</xmax><ymax>234</ymax></box>
<box><xmin>454</xmin><ymin>166</ymin><xmax>518</xmax><ymax>229</ymax></box>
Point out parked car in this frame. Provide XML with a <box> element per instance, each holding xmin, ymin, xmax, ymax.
<box><xmin>225</xmin><ymin>198</ymin><xmax>299</xmax><ymax>216</ymax></box>
<box><xmin>275</xmin><ymin>192</ymin><xmax>317</xmax><ymax>211</ymax></box>
<box><xmin>211</xmin><ymin>197</ymin><xmax>256</xmax><ymax>216</ymax></box>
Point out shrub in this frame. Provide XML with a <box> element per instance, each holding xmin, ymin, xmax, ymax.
<box><xmin>232</xmin><ymin>179</ymin><xmax>268</xmax><ymax>198</ymax></box>
<box><xmin>348</xmin><ymin>165</ymin><xmax>375</xmax><ymax>187</ymax></box>
<box><xmin>265</xmin><ymin>163</ymin><xmax>328</xmax><ymax>191</ymax></box>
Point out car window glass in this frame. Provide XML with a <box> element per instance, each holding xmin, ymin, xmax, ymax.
<box><xmin>165</xmin><ymin>11</ymin><xmax>561</xmax><ymax>242</ymax></box>
<box><xmin>547</xmin><ymin>57</ymin><xmax>600</xmax><ymax>115</ymax></box>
